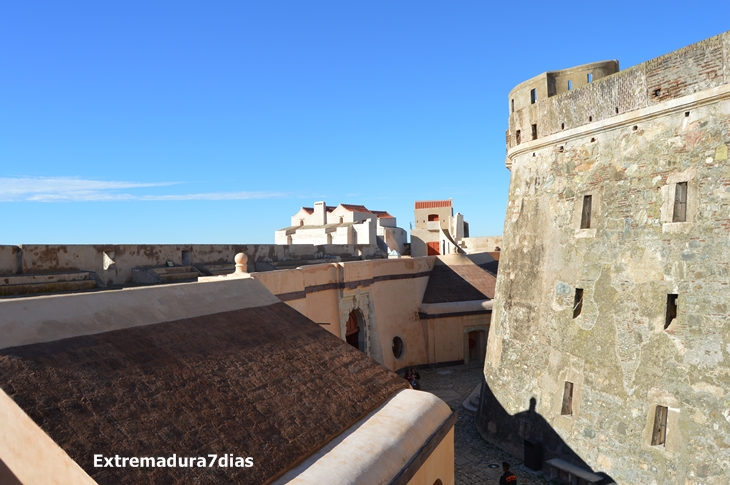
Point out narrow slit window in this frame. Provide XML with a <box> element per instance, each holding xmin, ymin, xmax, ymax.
<box><xmin>665</xmin><ymin>294</ymin><xmax>678</xmax><ymax>329</ymax></box>
<box><xmin>530</xmin><ymin>88</ymin><xmax>537</xmax><ymax>104</ymax></box>
<box><xmin>531</xmin><ymin>124</ymin><xmax>538</xmax><ymax>140</ymax></box>
<box><xmin>673</xmin><ymin>182</ymin><xmax>687</xmax><ymax>222</ymax></box>
<box><xmin>580</xmin><ymin>195</ymin><xmax>592</xmax><ymax>229</ymax></box>
<box><xmin>516</xmin><ymin>130</ymin><xmax>521</xmax><ymax>145</ymax></box>
<box><xmin>511</xmin><ymin>99</ymin><xmax>515</xmax><ymax>113</ymax></box>
<box><xmin>567</xmin><ymin>80</ymin><xmax>573</xmax><ymax>90</ymax></box>
<box><xmin>561</xmin><ymin>382</ymin><xmax>574</xmax><ymax>416</ymax></box>
<box><xmin>651</xmin><ymin>405</ymin><xmax>668</xmax><ymax>446</ymax></box>
<box><xmin>573</xmin><ymin>288</ymin><xmax>583</xmax><ymax>318</ymax></box>
<box><xmin>587</xmin><ymin>73</ymin><xmax>593</xmax><ymax>83</ymax></box>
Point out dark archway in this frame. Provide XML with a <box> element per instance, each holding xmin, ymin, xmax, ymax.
<box><xmin>345</xmin><ymin>310</ymin><xmax>361</xmax><ymax>350</ymax></box>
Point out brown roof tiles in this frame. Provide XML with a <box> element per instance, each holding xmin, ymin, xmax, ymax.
<box><xmin>0</xmin><ymin>303</ymin><xmax>408</xmax><ymax>484</ymax></box>
<box><xmin>338</xmin><ymin>204</ymin><xmax>371</xmax><ymax>213</ymax></box>
<box><xmin>371</xmin><ymin>210</ymin><xmax>394</xmax><ymax>219</ymax></box>
<box><xmin>414</xmin><ymin>200</ymin><xmax>452</xmax><ymax>210</ymax></box>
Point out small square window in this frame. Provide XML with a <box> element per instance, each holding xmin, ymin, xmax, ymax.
<box><xmin>561</xmin><ymin>382</ymin><xmax>574</xmax><ymax>415</ymax></box>
<box><xmin>580</xmin><ymin>195</ymin><xmax>592</xmax><ymax>229</ymax></box>
<box><xmin>651</xmin><ymin>405</ymin><xmax>668</xmax><ymax>446</ymax></box>
<box><xmin>665</xmin><ymin>294</ymin><xmax>678</xmax><ymax>330</ymax></box>
<box><xmin>573</xmin><ymin>288</ymin><xmax>583</xmax><ymax>318</ymax></box>
<box><xmin>673</xmin><ymin>182</ymin><xmax>687</xmax><ymax>222</ymax></box>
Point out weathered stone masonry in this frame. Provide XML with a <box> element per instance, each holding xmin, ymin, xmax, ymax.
<box><xmin>481</xmin><ymin>31</ymin><xmax>730</xmax><ymax>484</ymax></box>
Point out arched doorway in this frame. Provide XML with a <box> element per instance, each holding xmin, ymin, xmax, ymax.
<box><xmin>345</xmin><ymin>310</ymin><xmax>362</xmax><ymax>350</ymax></box>
<box><xmin>464</xmin><ymin>328</ymin><xmax>487</xmax><ymax>364</ymax></box>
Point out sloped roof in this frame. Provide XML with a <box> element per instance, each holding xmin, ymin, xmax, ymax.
<box><xmin>339</xmin><ymin>204</ymin><xmax>371</xmax><ymax>213</ymax></box>
<box><xmin>421</xmin><ymin>253</ymin><xmax>498</xmax><ymax>303</ymax></box>
<box><xmin>371</xmin><ymin>210</ymin><xmax>395</xmax><ymax>219</ymax></box>
<box><xmin>414</xmin><ymin>200</ymin><xmax>451</xmax><ymax>210</ymax></box>
<box><xmin>0</xmin><ymin>303</ymin><xmax>408</xmax><ymax>484</ymax></box>
<box><xmin>300</xmin><ymin>207</ymin><xmax>314</xmax><ymax>214</ymax></box>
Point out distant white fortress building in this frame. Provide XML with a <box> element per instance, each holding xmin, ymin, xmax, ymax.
<box><xmin>275</xmin><ymin>201</ymin><xmax>408</xmax><ymax>254</ymax></box>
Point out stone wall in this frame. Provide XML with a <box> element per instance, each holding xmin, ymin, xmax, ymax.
<box><xmin>0</xmin><ymin>243</ymin><xmax>378</xmax><ymax>287</ymax></box>
<box><xmin>482</xmin><ymin>31</ymin><xmax>730</xmax><ymax>484</ymax></box>
<box><xmin>507</xmin><ymin>31</ymin><xmax>730</xmax><ymax>154</ymax></box>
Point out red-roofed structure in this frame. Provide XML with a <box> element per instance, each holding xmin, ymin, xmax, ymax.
<box><xmin>414</xmin><ymin>200</ymin><xmax>452</xmax><ymax>210</ymax></box>
<box><xmin>276</xmin><ymin>201</ymin><xmax>407</xmax><ymax>254</ymax></box>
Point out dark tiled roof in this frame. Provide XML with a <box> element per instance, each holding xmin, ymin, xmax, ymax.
<box><xmin>0</xmin><ymin>303</ymin><xmax>408</xmax><ymax>485</ymax></box>
<box><xmin>371</xmin><ymin>210</ymin><xmax>394</xmax><ymax>219</ymax></box>
<box><xmin>421</xmin><ymin>255</ymin><xmax>498</xmax><ymax>303</ymax></box>
<box><xmin>339</xmin><ymin>204</ymin><xmax>371</xmax><ymax>213</ymax></box>
<box><xmin>414</xmin><ymin>200</ymin><xmax>451</xmax><ymax>209</ymax></box>
<box><xmin>301</xmin><ymin>207</ymin><xmax>314</xmax><ymax>214</ymax></box>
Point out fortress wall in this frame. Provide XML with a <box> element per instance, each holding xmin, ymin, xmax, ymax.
<box><xmin>0</xmin><ymin>246</ymin><xmax>20</xmax><ymax>275</ymax></box>
<box><xmin>486</xmin><ymin>58</ymin><xmax>730</xmax><ymax>483</ymax></box>
<box><xmin>253</xmin><ymin>257</ymin><xmax>435</xmax><ymax>371</ymax></box>
<box><xmin>2</xmin><ymin>243</ymin><xmax>376</xmax><ymax>286</ymax></box>
<box><xmin>508</xmin><ymin>31</ymin><xmax>730</xmax><ymax>150</ymax></box>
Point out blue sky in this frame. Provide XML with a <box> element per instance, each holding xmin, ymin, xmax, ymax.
<box><xmin>1</xmin><ymin>2</ymin><xmax>727</xmax><ymax>244</ymax></box>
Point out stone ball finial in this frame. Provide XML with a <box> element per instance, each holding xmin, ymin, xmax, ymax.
<box><xmin>234</xmin><ymin>253</ymin><xmax>248</xmax><ymax>274</ymax></box>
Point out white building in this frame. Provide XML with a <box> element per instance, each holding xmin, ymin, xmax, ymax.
<box><xmin>275</xmin><ymin>201</ymin><xmax>407</xmax><ymax>254</ymax></box>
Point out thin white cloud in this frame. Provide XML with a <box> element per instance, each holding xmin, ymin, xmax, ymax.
<box><xmin>0</xmin><ymin>177</ymin><xmax>285</xmax><ymax>202</ymax></box>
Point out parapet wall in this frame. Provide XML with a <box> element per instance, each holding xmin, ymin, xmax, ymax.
<box><xmin>0</xmin><ymin>243</ymin><xmax>378</xmax><ymax>287</ymax></box>
<box><xmin>507</xmin><ymin>30</ymin><xmax>730</xmax><ymax>153</ymax></box>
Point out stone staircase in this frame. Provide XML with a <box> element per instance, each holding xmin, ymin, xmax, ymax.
<box><xmin>461</xmin><ymin>383</ymin><xmax>481</xmax><ymax>413</ymax></box>
<box><xmin>0</xmin><ymin>271</ymin><xmax>101</xmax><ymax>298</ymax></box>
<box><xmin>195</xmin><ymin>263</ymin><xmax>234</xmax><ymax>277</ymax></box>
<box><xmin>151</xmin><ymin>265</ymin><xmax>202</xmax><ymax>283</ymax></box>
<box><xmin>131</xmin><ymin>265</ymin><xmax>202</xmax><ymax>285</ymax></box>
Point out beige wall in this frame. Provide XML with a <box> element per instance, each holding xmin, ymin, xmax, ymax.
<box><xmin>0</xmin><ymin>389</ymin><xmax>96</xmax><ymax>485</ymax></box>
<box><xmin>406</xmin><ymin>427</ymin><xmax>454</xmax><ymax>485</ymax></box>
<box><xmin>252</xmin><ymin>257</ymin><xmax>491</xmax><ymax>371</ymax></box>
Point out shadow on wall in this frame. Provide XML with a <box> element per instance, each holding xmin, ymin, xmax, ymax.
<box><xmin>476</xmin><ymin>378</ymin><xmax>616</xmax><ymax>484</ymax></box>
<box><xmin>0</xmin><ymin>458</ymin><xmax>22</xmax><ymax>485</ymax></box>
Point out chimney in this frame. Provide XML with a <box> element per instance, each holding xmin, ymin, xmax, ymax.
<box><xmin>314</xmin><ymin>201</ymin><xmax>326</xmax><ymax>225</ymax></box>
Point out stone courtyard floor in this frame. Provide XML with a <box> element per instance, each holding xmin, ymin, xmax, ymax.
<box><xmin>418</xmin><ymin>361</ymin><xmax>552</xmax><ymax>485</ymax></box>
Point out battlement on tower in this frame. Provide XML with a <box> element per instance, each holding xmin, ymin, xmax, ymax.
<box><xmin>506</xmin><ymin>30</ymin><xmax>730</xmax><ymax>155</ymax></box>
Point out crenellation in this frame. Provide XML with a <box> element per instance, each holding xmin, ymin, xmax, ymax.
<box><xmin>506</xmin><ymin>32</ymin><xmax>730</xmax><ymax>155</ymax></box>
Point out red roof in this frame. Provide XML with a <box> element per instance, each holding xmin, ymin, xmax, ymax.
<box><xmin>339</xmin><ymin>204</ymin><xmax>371</xmax><ymax>213</ymax></box>
<box><xmin>415</xmin><ymin>200</ymin><xmax>452</xmax><ymax>209</ymax></box>
<box><xmin>371</xmin><ymin>210</ymin><xmax>394</xmax><ymax>219</ymax></box>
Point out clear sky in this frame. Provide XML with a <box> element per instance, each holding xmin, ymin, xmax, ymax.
<box><xmin>1</xmin><ymin>1</ymin><xmax>727</xmax><ymax>244</ymax></box>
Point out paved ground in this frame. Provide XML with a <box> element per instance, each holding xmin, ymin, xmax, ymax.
<box><xmin>418</xmin><ymin>361</ymin><xmax>552</xmax><ymax>485</ymax></box>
